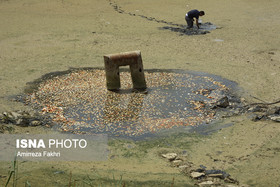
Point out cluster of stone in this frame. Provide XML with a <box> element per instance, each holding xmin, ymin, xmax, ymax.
<box><xmin>247</xmin><ymin>105</ymin><xmax>280</xmax><ymax>122</ymax></box>
<box><xmin>161</xmin><ymin>152</ymin><xmax>241</xmax><ymax>187</ymax></box>
<box><xmin>0</xmin><ymin>110</ymin><xmax>43</xmax><ymax>127</ymax></box>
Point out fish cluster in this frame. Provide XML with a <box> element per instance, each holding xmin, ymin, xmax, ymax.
<box><xmin>25</xmin><ymin>69</ymin><xmax>229</xmax><ymax>138</ymax></box>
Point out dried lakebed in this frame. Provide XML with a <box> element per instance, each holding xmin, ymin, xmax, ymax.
<box><xmin>13</xmin><ymin>68</ymin><xmax>244</xmax><ymax>139</ymax></box>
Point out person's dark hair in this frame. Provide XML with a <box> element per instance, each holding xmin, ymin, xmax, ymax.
<box><xmin>200</xmin><ymin>11</ymin><xmax>205</xmax><ymax>15</ymax></box>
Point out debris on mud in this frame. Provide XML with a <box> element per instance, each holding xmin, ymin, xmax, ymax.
<box><xmin>246</xmin><ymin>103</ymin><xmax>280</xmax><ymax>122</ymax></box>
<box><xmin>0</xmin><ymin>110</ymin><xmax>47</xmax><ymax>127</ymax></box>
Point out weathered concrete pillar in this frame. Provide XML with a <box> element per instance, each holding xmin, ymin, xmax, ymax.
<box><xmin>104</xmin><ymin>50</ymin><xmax>147</xmax><ymax>90</ymax></box>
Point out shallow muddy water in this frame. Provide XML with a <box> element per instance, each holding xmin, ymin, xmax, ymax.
<box><xmin>159</xmin><ymin>22</ymin><xmax>217</xmax><ymax>35</ymax></box>
<box><xmin>22</xmin><ymin>68</ymin><xmax>240</xmax><ymax>140</ymax></box>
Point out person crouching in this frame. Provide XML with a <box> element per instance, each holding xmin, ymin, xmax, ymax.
<box><xmin>185</xmin><ymin>10</ymin><xmax>205</xmax><ymax>29</ymax></box>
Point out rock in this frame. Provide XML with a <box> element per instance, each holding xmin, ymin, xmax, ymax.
<box><xmin>249</xmin><ymin>114</ymin><xmax>264</xmax><ymax>121</ymax></box>
<box><xmin>172</xmin><ymin>159</ymin><xmax>182</xmax><ymax>164</ymax></box>
<box><xmin>205</xmin><ymin>169</ymin><xmax>230</xmax><ymax>179</ymax></box>
<box><xmin>207</xmin><ymin>173</ymin><xmax>224</xmax><ymax>178</ymax></box>
<box><xmin>2</xmin><ymin>112</ymin><xmax>13</xmax><ymax>123</ymax></box>
<box><xmin>198</xmin><ymin>181</ymin><xmax>214</xmax><ymax>186</ymax></box>
<box><xmin>172</xmin><ymin>159</ymin><xmax>183</xmax><ymax>167</ymax></box>
<box><xmin>10</xmin><ymin>111</ymin><xmax>22</xmax><ymax>120</ymax></box>
<box><xmin>207</xmin><ymin>90</ymin><xmax>231</xmax><ymax>108</ymax></box>
<box><xmin>30</xmin><ymin>120</ymin><xmax>42</xmax><ymax>126</ymax></box>
<box><xmin>267</xmin><ymin>106</ymin><xmax>280</xmax><ymax>115</ymax></box>
<box><xmin>268</xmin><ymin>115</ymin><xmax>280</xmax><ymax>122</ymax></box>
<box><xmin>216</xmin><ymin>96</ymin><xmax>229</xmax><ymax>108</ymax></box>
<box><xmin>162</xmin><ymin>153</ymin><xmax>177</xmax><ymax>161</ymax></box>
<box><xmin>16</xmin><ymin>119</ymin><xmax>23</xmax><ymax>125</ymax></box>
<box><xmin>178</xmin><ymin>165</ymin><xmax>188</xmax><ymax>170</ymax></box>
<box><xmin>1</xmin><ymin>110</ymin><xmax>44</xmax><ymax>127</ymax></box>
<box><xmin>230</xmin><ymin>108</ymin><xmax>241</xmax><ymax>115</ymax></box>
<box><xmin>248</xmin><ymin>105</ymin><xmax>266</xmax><ymax>112</ymax></box>
<box><xmin>240</xmin><ymin>98</ymin><xmax>246</xmax><ymax>103</ymax></box>
<box><xmin>16</xmin><ymin>119</ymin><xmax>30</xmax><ymax>127</ymax></box>
<box><xmin>190</xmin><ymin>171</ymin><xmax>205</xmax><ymax>179</ymax></box>
<box><xmin>207</xmin><ymin>90</ymin><xmax>225</xmax><ymax>98</ymax></box>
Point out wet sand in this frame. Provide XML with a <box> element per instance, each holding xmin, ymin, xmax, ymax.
<box><xmin>1</xmin><ymin>0</ymin><xmax>280</xmax><ymax>186</ymax></box>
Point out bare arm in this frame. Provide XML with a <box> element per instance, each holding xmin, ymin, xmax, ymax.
<box><xmin>196</xmin><ymin>19</ymin><xmax>200</xmax><ymax>29</ymax></box>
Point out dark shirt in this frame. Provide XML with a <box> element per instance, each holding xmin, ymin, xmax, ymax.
<box><xmin>187</xmin><ymin>9</ymin><xmax>200</xmax><ymax>19</ymax></box>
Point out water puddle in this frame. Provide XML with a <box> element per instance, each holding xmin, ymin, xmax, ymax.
<box><xmin>159</xmin><ymin>22</ymin><xmax>217</xmax><ymax>35</ymax></box>
<box><xmin>22</xmin><ymin>68</ymin><xmax>241</xmax><ymax>139</ymax></box>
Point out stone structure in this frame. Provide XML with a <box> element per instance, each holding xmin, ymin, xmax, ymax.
<box><xmin>104</xmin><ymin>50</ymin><xmax>147</xmax><ymax>90</ymax></box>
